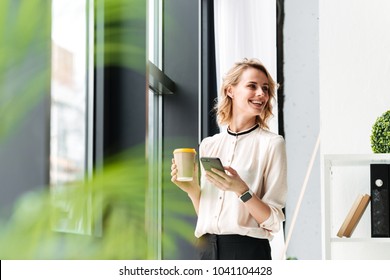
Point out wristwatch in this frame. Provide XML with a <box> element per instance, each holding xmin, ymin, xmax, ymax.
<box><xmin>239</xmin><ymin>189</ymin><xmax>253</xmax><ymax>203</ymax></box>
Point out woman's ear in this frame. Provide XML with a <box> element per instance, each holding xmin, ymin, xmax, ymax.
<box><xmin>226</xmin><ymin>86</ymin><xmax>233</xmax><ymax>98</ymax></box>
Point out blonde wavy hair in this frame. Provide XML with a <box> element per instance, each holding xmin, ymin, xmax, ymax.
<box><xmin>215</xmin><ymin>58</ymin><xmax>277</xmax><ymax>129</ymax></box>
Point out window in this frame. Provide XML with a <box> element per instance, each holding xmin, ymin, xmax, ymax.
<box><xmin>50</xmin><ymin>0</ymin><xmax>94</xmax><ymax>234</ymax></box>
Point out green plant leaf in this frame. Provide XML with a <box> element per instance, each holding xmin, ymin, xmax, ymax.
<box><xmin>371</xmin><ymin>110</ymin><xmax>390</xmax><ymax>153</ymax></box>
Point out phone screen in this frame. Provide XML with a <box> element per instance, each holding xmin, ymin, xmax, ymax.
<box><xmin>200</xmin><ymin>157</ymin><xmax>224</xmax><ymax>172</ymax></box>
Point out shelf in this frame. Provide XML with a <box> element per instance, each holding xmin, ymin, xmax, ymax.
<box><xmin>331</xmin><ymin>238</ymin><xmax>390</xmax><ymax>243</ymax></box>
<box><xmin>324</xmin><ymin>154</ymin><xmax>390</xmax><ymax>166</ymax></box>
<box><xmin>322</xmin><ymin>154</ymin><xmax>390</xmax><ymax>259</ymax></box>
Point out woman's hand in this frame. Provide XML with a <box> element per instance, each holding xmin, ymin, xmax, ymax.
<box><xmin>206</xmin><ymin>166</ymin><xmax>272</xmax><ymax>224</ymax></box>
<box><xmin>205</xmin><ymin>166</ymin><xmax>249</xmax><ymax>197</ymax></box>
<box><xmin>171</xmin><ymin>158</ymin><xmax>201</xmax><ymax>215</ymax></box>
<box><xmin>171</xmin><ymin>158</ymin><xmax>200</xmax><ymax>196</ymax></box>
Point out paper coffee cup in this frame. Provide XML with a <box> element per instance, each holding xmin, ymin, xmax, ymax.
<box><xmin>173</xmin><ymin>148</ymin><xmax>196</xmax><ymax>181</ymax></box>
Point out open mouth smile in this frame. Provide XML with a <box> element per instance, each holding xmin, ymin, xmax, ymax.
<box><xmin>249</xmin><ymin>100</ymin><xmax>265</xmax><ymax>107</ymax></box>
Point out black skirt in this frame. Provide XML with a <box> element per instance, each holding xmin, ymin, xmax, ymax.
<box><xmin>197</xmin><ymin>234</ymin><xmax>272</xmax><ymax>260</ymax></box>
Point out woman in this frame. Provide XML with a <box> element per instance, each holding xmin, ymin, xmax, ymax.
<box><xmin>171</xmin><ymin>58</ymin><xmax>287</xmax><ymax>260</ymax></box>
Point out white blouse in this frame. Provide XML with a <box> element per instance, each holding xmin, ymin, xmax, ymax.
<box><xmin>195</xmin><ymin>126</ymin><xmax>287</xmax><ymax>240</ymax></box>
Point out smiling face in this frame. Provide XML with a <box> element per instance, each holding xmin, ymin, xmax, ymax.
<box><xmin>227</xmin><ymin>67</ymin><xmax>270</xmax><ymax>124</ymax></box>
<box><xmin>215</xmin><ymin>58</ymin><xmax>276</xmax><ymax>129</ymax></box>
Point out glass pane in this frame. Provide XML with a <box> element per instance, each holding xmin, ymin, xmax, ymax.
<box><xmin>50</xmin><ymin>0</ymin><xmax>89</xmax><ymax>234</ymax></box>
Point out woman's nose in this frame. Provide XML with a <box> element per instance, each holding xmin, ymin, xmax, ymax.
<box><xmin>256</xmin><ymin>88</ymin><xmax>265</xmax><ymax>96</ymax></box>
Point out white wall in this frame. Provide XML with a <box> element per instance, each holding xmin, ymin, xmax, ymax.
<box><xmin>284</xmin><ymin>0</ymin><xmax>321</xmax><ymax>260</ymax></box>
<box><xmin>318</xmin><ymin>0</ymin><xmax>390</xmax><ymax>260</ymax></box>
<box><xmin>319</xmin><ymin>0</ymin><xmax>390</xmax><ymax>154</ymax></box>
<box><xmin>284</xmin><ymin>0</ymin><xmax>390</xmax><ymax>260</ymax></box>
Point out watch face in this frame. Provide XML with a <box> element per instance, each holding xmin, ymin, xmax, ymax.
<box><xmin>240</xmin><ymin>191</ymin><xmax>252</xmax><ymax>202</ymax></box>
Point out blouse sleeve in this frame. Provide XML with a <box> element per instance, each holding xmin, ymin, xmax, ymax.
<box><xmin>259</xmin><ymin>135</ymin><xmax>287</xmax><ymax>233</ymax></box>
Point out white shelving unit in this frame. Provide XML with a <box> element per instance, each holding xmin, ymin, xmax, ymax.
<box><xmin>322</xmin><ymin>154</ymin><xmax>390</xmax><ymax>259</ymax></box>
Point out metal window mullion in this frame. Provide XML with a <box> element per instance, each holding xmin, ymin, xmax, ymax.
<box><xmin>84</xmin><ymin>0</ymin><xmax>95</xmax><ymax>236</ymax></box>
<box><xmin>86</xmin><ymin>0</ymin><xmax>94</xmax><ymax>179</ymax></box>
<box><xmin>156</xmin><ymin>0</ymin><xmax>163</xmax><ymax>261</ymax></box>
<box><xmin>147</xmin><ymin>0</ymin><xmax>163</xmax><ymax>260</ymax></box>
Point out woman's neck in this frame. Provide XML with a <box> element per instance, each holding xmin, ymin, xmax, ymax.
<box><xmin>228</xmin><ymin>118</ymin><xmax>257</xmax><ymax>133</ymax></box>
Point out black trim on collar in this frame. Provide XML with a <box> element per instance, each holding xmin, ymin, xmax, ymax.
<box><xmin>227</xmin><ymin>124</ymin><xmax>259</xmax><ymax>137</ymax></box>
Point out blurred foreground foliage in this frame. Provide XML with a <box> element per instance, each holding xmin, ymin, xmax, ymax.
<box><xmin>0</xmin><ymin>0</ymin><xmax>196</xmax><ymax>259</ymax></box>
<box><xmin>97</xmin><ymin>0</ymin><xmax>146</xmax><ymax>72</ymax></box>
<box><xmin>0</xmin><ymin>0</ymin><xmax>51</xmax><ymax>144</ymax></box>
<box><xmin>0</xmin><ymin>147</ymin><xmax>196</xmax><ymax>259</ymax></box>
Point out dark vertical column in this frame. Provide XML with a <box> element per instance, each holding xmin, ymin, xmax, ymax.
<box><xmin>95</xmin><ymin>0</ymin><xmax>147</xmax><ymax>160</ymax></box>
<box><xmin>277</xmin><ymin>0</ymin><xmax>285</xmax><ymax>138</ymax></box>
<box><xmin>93</xmin><ymin>0</ymin><xmax>147</xmax><ymax>241</ymax></box>
<box><xmin>162</xmin><ymin>0</ymin><xmax>199</xmax><ymax>260</ymax></box>
<box><xmin>201</xmin><ymin>0</ymin><xmax>219</xmax><ymax>139</ymax></box>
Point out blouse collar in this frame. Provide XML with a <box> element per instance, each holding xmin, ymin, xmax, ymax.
<box><xmin>227</xmin><ymin>123</ymin><xmax>259</xmax><ymax>137</ymax></box>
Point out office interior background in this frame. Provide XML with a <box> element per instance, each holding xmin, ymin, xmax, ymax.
<box><xmin>1</xmin><ymin>0</ymin><xmax>390</xmax><ymax>260</ymax></box>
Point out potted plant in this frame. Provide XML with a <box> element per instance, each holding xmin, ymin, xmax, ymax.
<box><xmin>371</xmin><ymin>110</ymin><xmax>390</xmax><ymax>153</ymax></box>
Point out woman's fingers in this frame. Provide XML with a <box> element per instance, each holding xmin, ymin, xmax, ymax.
<box><xmin>171</xmin><ymin>158</ymin><xmax>178</xmax><ymax>178</ymax></box>
<box><xmin>223</xmin><ymin>165</ymin><xmax>237</xmax><ymax>176</ymax></box>
<box><xmin>206</xmin><ymin>170</ymin><xmax>227</xmax><ymax>190</ymax></box>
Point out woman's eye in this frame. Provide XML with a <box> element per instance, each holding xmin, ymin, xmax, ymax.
<box><xmin>248</xmin><ymin>84</ymin><xmax>256</xmax><ymax>89</ymax></box>
<box><xmin>262</xmin><ymin>86</ymin><xmax>269</xmax><ymax>93</ymax></box>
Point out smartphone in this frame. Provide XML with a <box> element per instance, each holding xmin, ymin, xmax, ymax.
<box><xmin>200</xmin><ymin>157</ymin><xmax>225</xmax><ymax>172</ymax></box>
